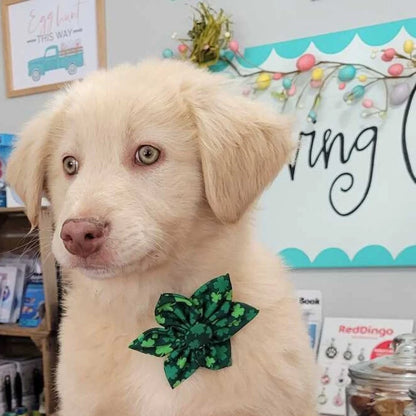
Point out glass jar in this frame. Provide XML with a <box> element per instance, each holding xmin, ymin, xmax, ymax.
<box><xmin>346</xmin><ymin>334</ymin><xmax>416</xmax><ymax>416</ymax></box>
<box><xmin>404</xmin><ymin>387</ymin><xmax>416</xmax><ymax>416</ymax></box>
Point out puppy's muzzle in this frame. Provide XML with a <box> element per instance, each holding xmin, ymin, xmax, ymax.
<box><xmin>60</xmin><ymin>218</ymin><xmax>108</xmax><ymax>258</ymax></box>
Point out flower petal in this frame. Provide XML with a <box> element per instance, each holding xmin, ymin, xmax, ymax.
<box><xmin>129</xmin><ymin>327</ymin><xmax>178</xmax><ymax>357</ymax></box>
<box><xmin>155</xmin><ymin>293</ymin><xmax>200</xmax><ymax>329</ymax></box>
<box><xmin>164</xmin><ymin>348</ymin><xmax>199</xmax><ymax>389</ymax></box>
<box><xmin>191</xmin><ymin>274</ymin><xmax>233</xmax><ymax>320</ymax></box>
<box><xmin>203</xmin><ymin>340</ymin><xmax>232</xmax><ymax>370</ymax></box>
<box><xmin>210</xmin><ymin>302</ymin><xmax>259</xmax><ymax>342</ymax></box>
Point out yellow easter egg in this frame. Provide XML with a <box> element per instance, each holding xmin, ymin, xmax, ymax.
<box><xmin>256</xmin><ymin>73</ymin><xmax>272</xmax><ymax>90</ymax></box>
<box><xmin>311</xmin><ymin>68</ymin><xmax>324</xmax><ymax>81</ymax></box>
<box><xmin>358</xmin><ymin>74</ymin><xmax>367</xmax><ymax>82</ymax></box>
<box><xmin>404</xmin><ymin>39</ymin><xmax>414</xmax><ymax>54</ymax></box>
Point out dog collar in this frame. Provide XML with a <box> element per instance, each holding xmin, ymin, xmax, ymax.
<box><xmin>129</xmin><ymin>274</ymin><xmax>259</xmax><ymax>388</ymax></box>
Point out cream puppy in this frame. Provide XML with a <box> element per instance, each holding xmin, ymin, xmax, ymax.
<box><xmin>7</xmin><ymin>60</ymin><xmax>317</xmax><ymax>416</ymax></box>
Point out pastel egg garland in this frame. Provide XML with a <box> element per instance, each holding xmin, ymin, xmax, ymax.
<box><xmin>165</xmin><ymin>2</ymin><xmax>416</xmax><ymax>124</ymax></box>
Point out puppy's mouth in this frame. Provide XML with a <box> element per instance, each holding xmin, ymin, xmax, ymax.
<box><xmin>64</xmin><ymin>250</ymin><xmax>161</xmax><ymax>279</ymax></box>
<box><xmin>67</xmin><ymin>256</ymin><xmax>118</xmax><ymax>279</ymax></box>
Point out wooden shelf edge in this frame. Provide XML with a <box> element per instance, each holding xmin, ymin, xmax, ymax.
<box><xmin>0</xmin><ymin>323</ymin><xmax>50</xmax><ymax>338</ymax></box>
<box><xmin>0</xmin><ymin>206</ymin><xmax>26</xmax><ymax>213</ymax></box>
<box><xmin>0</xmin><ymin>206</ymin><xmax>50</xmax><ymax>214</ymax></box>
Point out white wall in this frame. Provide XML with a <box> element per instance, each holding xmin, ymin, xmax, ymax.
<box><xmin>0</xmin><ymin>0</ymin><xmax>415</xmax><ymax>320</ymax></box>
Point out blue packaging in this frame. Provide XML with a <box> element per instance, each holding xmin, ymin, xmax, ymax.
<box><xmin>19</xmin><ymin>283</ymin><xmax>45</xmax><ymax>328</ymax></box>
<box><xmin>0</xmin><ymin>134</ymin><xmax>16</xmax><ymax>207</ymax></box>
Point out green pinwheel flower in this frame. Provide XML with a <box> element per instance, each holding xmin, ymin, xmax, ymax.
<box><xmin>129</xmin><ymin>274</ymin><xmax>259</xmax><ymax>388</ymax></box>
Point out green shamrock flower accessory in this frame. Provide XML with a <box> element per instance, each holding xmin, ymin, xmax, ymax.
<box><xmin>129</xmin><ymin>274</ymin><xmax>259</xmax><ymax>388</ymax></box>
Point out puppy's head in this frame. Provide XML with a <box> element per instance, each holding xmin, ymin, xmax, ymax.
<box><xmin>7</xmin><ymin>60</ymin><xmax>293</xmax><ymax>278</ymax></box>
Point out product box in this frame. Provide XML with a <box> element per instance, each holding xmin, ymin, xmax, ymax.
<box><xmin>296</xmin><ymin>290</ymin><xmax>322</xmax><ymax>355</ymax></box>
<box><xmin>19</xmin><ymin>283</ymin><xmax>45</xmax><ymax>328</ymax></box>
<box><xmin>317</xmin><ymin>317</ymin><xmax>414</xmax><ymax>415</ymax></box>
<box><xmin>0</xmin><ymin>266</ymin><xmax>19</xmax><ymax>323</ymax></box>
<box><xmin>0</xmin><ymin>134</ymin><xmax>15</xmax><ymax>208</ymax></box>
<box><xmin>5</xmin><ymin>187</ymin><xmax>24</xmax><ymax>208</ymax></box>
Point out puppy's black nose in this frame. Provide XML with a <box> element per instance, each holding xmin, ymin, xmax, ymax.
<box><xmin>60</xmin><ymin>219</ymin><xmax>107</xmax><ymax>258</ymax></box>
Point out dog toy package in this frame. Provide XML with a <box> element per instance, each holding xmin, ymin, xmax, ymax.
<box><xmin>130</xmin><ymin>274</ymin><xmax>258</xmax><ymax>388</ymax></box>
<box><xmin>0</xmin><ymin>134</ymin><xmax>15</xmax><ymax>207</ymax></box>
<box><xmin>19</xmin><ymin>283</ymin><xmax>45</xmax><ymax>328</ymax></box>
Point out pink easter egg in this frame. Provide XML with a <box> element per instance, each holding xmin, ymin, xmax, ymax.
<box><xmin>229</xmin><ymin>40</ymin><xmax>239</xmax><ymax>53</ymax></box>
<box><xmin>388</xmin><ymin>63</ymin><xmax>404</xmax><ymax>76</ymax></box>
<box><xmin>288</xmin><ymin>84</ymin><xmax>297</xmax><ymax>96</ymax></box>
<box><xmin>382</xmin><ymin>53</ymin><xmax>393</xmax><ymax>62</ymax></box>
<box><xmin>242</xmin><ymin>87</ymin><xmax>251</xmax><ymax>96</ymax></box>
<box><xmin>362</xmin><ymin>99</ymin><xmax>373</xmax><ymax>108</ymax></box>
<box><xmin>384</xmin><ymin>48</ymin><xmax>396</xmax><ymax>59</ymax></box>
<box><xmin>296</xmin><ymin>54</ymin><xmax>316</xmax><ymax>72</ymax></box>
<box><xmin>338</xmin><ymin>82</ymin><xmax>346</xmax><ymax>90</ymax></box>
<box><xmin>310</xmin><ymin>80</ymin><xmax>322</xmax><ymax>89</ymax></box>
<box><xmin>273</xmin><ymin>72</ymin><xmax>283</xmax><ymax>80</ymax></box>
<box><xmin>178</xmin><ymin>44</ymin><xmax>188</xmax><ymax>54</ymax></box>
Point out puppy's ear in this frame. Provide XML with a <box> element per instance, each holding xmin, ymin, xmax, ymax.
<box><xmin>6</xmin><ymin>101</ymin><xmax>63</xmax><ymax>227</ymax></box>
<box><xmin>194</xmin><ymin>89</ymin><xmax>294</xmax><ymax>223</ymax></box>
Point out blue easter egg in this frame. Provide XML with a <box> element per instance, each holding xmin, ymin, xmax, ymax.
<box><xmin>282</xmin><ymin>78</ymin><xmax>292</xmax><ymax>89</ymax></box>
<box><xmin>352</xmin><ymin>85</ymin><xmax>365</xmax><ymax>99</ymax></box>
<box><xmin>338</xmin><ymin>65</ymin><xmax>357</xmax><ymax>82</ymax></box>
<box><xmin>162</xmin><ymin>48</ymin><xmax>174</xmax><ymax>59</ymax></box>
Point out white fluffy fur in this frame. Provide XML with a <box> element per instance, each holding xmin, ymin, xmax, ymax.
<box><xmin>7</xmin><ymin>60</ymin><xmax>317</xmax><ymax>416</ymax></box>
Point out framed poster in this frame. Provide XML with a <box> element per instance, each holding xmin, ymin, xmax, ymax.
<box><xmin>210</xmin><ymin>18</ymin><xmax>416</xmax><ymax>268</ymax></box>
<box><xmin>1</xmin><ymin>0</ymin><xmax>106</xmax><ymax>97</ymax></box>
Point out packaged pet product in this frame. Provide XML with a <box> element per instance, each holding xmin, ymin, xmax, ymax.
<box><xmin>0</xmin><ymin>266</ymin><xmax>19</xmax><ymax>323</ymax></box>
<box><xmin>0</xmin><ymin>134</ymin><xmax>15</xmax><ymax>208</ymax></box>
<box><xmin>0</xmin><ymin>255</ymin><xmax>39</xmax><ymax>323</ymax></box>
<box><xmin>0</xmin><ymin>361</ymin><xmax>17</xmax><ymax>414</ymax></box>
<box><xmin>19</xmin><ymin>283</ymin><xmax>45</xmax><ymax>328</ymax></box>
<box><xmin>13</xmin><ymin>358</ymin><xmax>43</xmax><ymax>412</ymax></box>
<box><xmin>296</xmin><ymin>290</ymin><xmax>322</xmax><ymax>355</ymax></box>
<box><xmin>13</xmin><ymin>358</ymin><xmax>42</xmax><ymax>397</ymax></box>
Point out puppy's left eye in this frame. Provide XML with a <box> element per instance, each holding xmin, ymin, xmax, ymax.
<box><xmin>135</xmin><ymin>145</ymin><xmax>160</xmax><ymax>166</ymax></box>
<box><xmin>63</xmin><ymin>156</ymin><xmax>79</xmax><ymax>175</ymax></box>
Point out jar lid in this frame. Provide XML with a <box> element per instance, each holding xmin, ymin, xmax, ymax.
<box><xmin>349</xmin><ymin>334</ymin><xmax>416</xmax><ymax>388</ymax></box>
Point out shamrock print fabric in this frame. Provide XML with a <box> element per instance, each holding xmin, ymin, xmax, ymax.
<box><xmin>129</xmin><ymin>274</ymin><xmax>259</xmax><ymax>388</ymax></box>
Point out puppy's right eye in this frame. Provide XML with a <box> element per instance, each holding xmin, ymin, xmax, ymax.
<box><xmin>63</xmin><ymin>156</ymin><xmax>79</xmax><ymax>176</ymax></box>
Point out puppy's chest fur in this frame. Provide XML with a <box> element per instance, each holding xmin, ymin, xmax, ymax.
<box><xmin>59</xmin><ymin>283</ymin><xmax>223</xmax><ymax>415</ymax></box>
<box><xmin>58</xmin><ymin>277</ymin><xmax>278</xmax><ymax>416</ymax></box>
